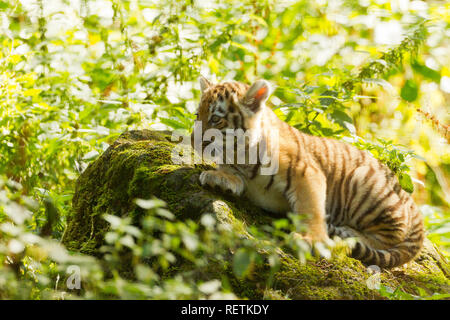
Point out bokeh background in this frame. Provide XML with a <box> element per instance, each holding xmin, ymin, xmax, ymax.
<box><xmin>0</xmin><ymin>0</ymin><xmax>448</xmax><ymax>299</ymax></box>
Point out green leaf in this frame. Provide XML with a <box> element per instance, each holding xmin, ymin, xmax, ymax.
<box><xmin>273</xmin><ymin>218</ymin><xmax>289</xmax><ymax>230</ymax></box>
<box><xmin>160</xmin><ymin>117</ymin><xmax>188</xmax><ymax>130</ymax></box>
<box><xmin>411</xmin><ymin>61</ymin><xmax>441</xmax><ymax>83</ymax></box>
<box><xmin>329</xmin><ymin>109</ymin><xmax>353</xmax><ymax>126</ymax></box>
<box><xmin>233</xmin><ymin>248</ymin><xmax>253</xmax><ymax>278</ymax></box>
<box><xmin>319</xmin><ymin>90</ymin><xmax>338</xmax><ymax>106</ymax></box>
<box><xmin>400</xmin><ymin>80</ymin><xmax>418</xmax><ymax>102</ymax></box>
<box><xmin>398</xmin><ymin>173</ymin><xmax>414</xmax><ymax>193</ymax></box>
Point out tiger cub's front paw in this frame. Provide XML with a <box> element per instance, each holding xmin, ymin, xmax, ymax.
<box><xmin>199</xmin><ymin>170</ymin><xmax>244</xmax><ymax>196</ymax></box>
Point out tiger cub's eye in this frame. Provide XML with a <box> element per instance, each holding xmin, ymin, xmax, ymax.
<box><xmin>210</xmin><ymin>115</ymin><xmax>221</xmax><ymax>123</ymax></box>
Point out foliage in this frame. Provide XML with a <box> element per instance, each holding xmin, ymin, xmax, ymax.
<box><xmin>0</xmin><ymin>0</ymin><xmax>448</xmax><ymax>299</ymax></box>
<box><xmin>0</xmin><ymin>184</ymin><xmax>319</xmax><ymax>299</ymax></box>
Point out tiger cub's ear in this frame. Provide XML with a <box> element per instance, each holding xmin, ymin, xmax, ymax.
<box><xmin>243</xmin><ymin>79</ymin><xmax>271</xmax><ymax>112</ymax></box>
<box><xmin>199</xmin><ymin>75</ymin><xmax>212</xmax><ymax>94</ymax></box>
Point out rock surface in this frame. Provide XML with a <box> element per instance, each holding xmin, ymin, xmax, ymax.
<box><xmin>62</xmin><ymin>130</ymin><xmax>450</xmax><ymax>299</ymax></box>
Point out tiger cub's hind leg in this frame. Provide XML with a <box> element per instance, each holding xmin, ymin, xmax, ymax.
<box><xmin>328</xmin><ymin>224</ymin><xmax>388</xmax><ymax>264</ymax></box>
<box><xmin>328</xmin><ymin>224</ymin><xmax>376</xmax><ymax>248</ymax></box>
<box><xmin>289</xmin><ymin>166</ymin><xmax>330</xmax><ymax>243</ymax></box>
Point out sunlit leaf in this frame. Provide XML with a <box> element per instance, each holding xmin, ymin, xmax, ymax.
<box><xmin>233</xmin><ymin>248</ymin><xmax>254</xmax><ymax>278</ymax></box>
<box><xmin>399</xmin><ymin>173</ymin><xmax>414</xmax><ymax>193</ymax></box>
<box><xmin>400</xmin><ymin>79</ymin><xmax>418</xmax><ymax>102</ymax></box>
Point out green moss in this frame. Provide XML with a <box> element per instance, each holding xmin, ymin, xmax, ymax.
<box><xmin>62</xmin><ymin>131</ymin><xmax>181</xmax><ymax>252</ymax></box>
<box><xmin>63</xmin><ymin>129</ymin><xmax>450</xmax><ymax>299</ymax></box>
<box><xmin>267</xmin><ymin>254</ymin><xmax>380</xmax><ymax>300</ymax></box>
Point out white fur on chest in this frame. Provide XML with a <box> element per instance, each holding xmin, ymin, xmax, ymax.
<box><xmin>244</xmin><ymin>175</ymin><xmax>290</xmax><ymax>214</ymax></box>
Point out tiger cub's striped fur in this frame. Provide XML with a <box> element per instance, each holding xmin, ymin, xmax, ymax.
<box><xmin>191</xmin><ymin>77</ymin><xmax>424</xmax><ymax>268</ymax></box>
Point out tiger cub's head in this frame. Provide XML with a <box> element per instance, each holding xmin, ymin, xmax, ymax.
<box><xmin>191</xmin><ymin>77</ymin><xmax>271</xmax><ymax>151</ymax></box>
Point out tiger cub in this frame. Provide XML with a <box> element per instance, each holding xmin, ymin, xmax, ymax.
<box><xmin>191</xmin><ymin>76</ymin><xmax>424</xmax><ymax>268</ymax></box>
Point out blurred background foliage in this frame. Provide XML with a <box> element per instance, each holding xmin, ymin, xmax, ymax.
<box><xmin>0</xmin><ymin>0</ymin><xmax>448</xmax><ymax>299</ymax></box>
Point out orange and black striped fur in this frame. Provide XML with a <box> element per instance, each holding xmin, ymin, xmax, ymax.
<box><xmin>191</xmin><ymin>77</ymin><xmax>424</xmax><ymax>268</ymax></box>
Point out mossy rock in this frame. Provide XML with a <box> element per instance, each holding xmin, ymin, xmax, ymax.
<box><xmin>62</xmin><ymin>129</ymin><xmax>450</xmax><ymax>299</ymax></box>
